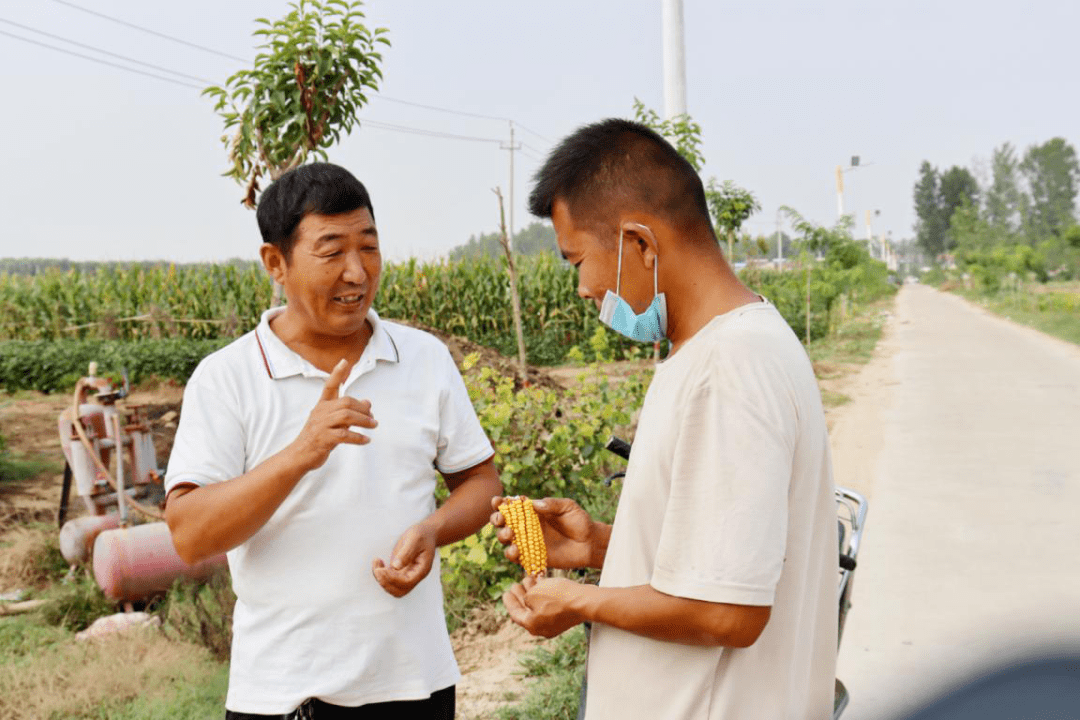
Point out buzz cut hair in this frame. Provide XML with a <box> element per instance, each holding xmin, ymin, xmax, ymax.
<box><xmin>527</xmin><ymin>118</ymin><xmax>713</xmax><ymax>243</ymax></box>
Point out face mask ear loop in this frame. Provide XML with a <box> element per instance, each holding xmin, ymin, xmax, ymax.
<box><xmin>615</xmin><ymin>226</ymin><xmax>625</xmax><ymax>297</ymax></box>
<box><xmin>653</xmin><ymin>253</ymin><xmax>659</xmax><ymax>297</ymax></box>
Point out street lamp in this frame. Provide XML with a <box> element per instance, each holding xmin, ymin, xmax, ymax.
<box><xmin>835</xmin><ymin>155</ymin><xmax>873</xmax><ymax>219</ymax></box>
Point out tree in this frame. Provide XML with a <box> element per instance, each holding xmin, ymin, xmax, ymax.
<box><xmin>448</xmin><ymin>222</ymin><xmax>557</xmax><ymax>262</ymax></box>
<box><xmin>984</xmin><ymin>142</ymin><xmax>1024</xmax><ymax>237</ymax></box>
<box><xmin>205</xmin><ymin>0</ymin><xmax>390</xmax><ymax>207</ymax></box>
<box><xmin>939</xmin><ymin>166</ymin><xmax>980</xmax><ymax>249</ymax></box>
<box><xmin>705</xmin><ymin>179</ymin><xmax>761</xmax><ymax>260</ymax></box>
<box><xmin>1020</xmin><ymin>137</ymin><xmax>1080</xmax><ymax>242</ymax></box>
<box><xmin>631</xmin><ymin>98</ymin><xmax>705</xmax><ymax>172</ymax></box>
<box><xmin>913</xmin><ymin>162</ymin><xmax>946</xmax><ymax>258</ymax></box>
<box><xmin>632</xmin><ymin>101</ymin><xmax>760</xmax><ymax>258</ymax></box>
<box><xmin>913</xmin><ymin>162</ymin><xmax>979</xmax><ymax>258</ymax></box>
<box><xmin>780</xmin><ymin>207</ymin><xmax>853</xmax><ymax>343</ymax></box>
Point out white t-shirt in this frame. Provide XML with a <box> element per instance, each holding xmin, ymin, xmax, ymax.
<box><xmin>585</xmin><ymin>301</ymin><xmax>838</xmax><ymax>720</ymax></box>
<box><xmin>165</xmin><ymin>308</ymin><xmax>494</xmax><ymax>714</ymax></box>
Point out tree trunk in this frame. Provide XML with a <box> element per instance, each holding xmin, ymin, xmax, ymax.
<box><xmin>805</xmin><ymin>259</ymin><xmax>812</xmax><ymax>344</ymax></box>
<box><xmin>493</xmin><ymin>188</ymin><xmax>528</xmax><ymax>381</ymax></box>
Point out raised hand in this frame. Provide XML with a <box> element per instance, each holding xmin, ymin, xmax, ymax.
<box><xmin>490</xmin><ymin>496</ymin><xmax>604</xmax><ymax>570</ymax></box>
<box><xmin>290</xmin><ymin>357</ymin><xmax>377</xmax><ymax>472</ymax></box>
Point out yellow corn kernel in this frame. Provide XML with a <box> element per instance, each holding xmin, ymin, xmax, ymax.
<box><xmin>499</xmin><ymin>496</ymin><xmax>547</xmax><ymax>577</ymax></box>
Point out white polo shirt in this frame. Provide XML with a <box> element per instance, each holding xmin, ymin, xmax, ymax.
<box><xmin>165</xmin><ymin>308</ymin><xmax>494</xmax><ymax>714</ymax></box>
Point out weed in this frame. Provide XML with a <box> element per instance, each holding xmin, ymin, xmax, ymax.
<box><xmin>497</xmin><ymin>626</ymin><xmax>588</xmax><ymax>720</ymax></box>
<box><xmin>0</xmin><ymin>626</ymin><xmax>226</xmax><ymax>720</ymax></box>
<box><xmin>156</xmin><ymin>569</ymin><xmax>235</xmax><ymax>662</ymax></box>
<box><xmin>0</xmin><ymin>523</ymin><xmax>68</xmax><ymax>589</ymax></box>
<box><xmin>35</xmin><ymin>571</ymin><xmax>118</xmax><ymax>632</ymax></box>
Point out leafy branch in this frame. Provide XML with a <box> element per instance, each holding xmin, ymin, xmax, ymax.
<box><xmin>203</xmin><ymin>0</ymin><xmax>390</xmax><ymax>207</ymax></box>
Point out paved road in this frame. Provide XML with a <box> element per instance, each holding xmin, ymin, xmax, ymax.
<box><xmin>834</xmin><ymin>284</ymin><xmax>1080</xmax><ymax>719</ymax></box>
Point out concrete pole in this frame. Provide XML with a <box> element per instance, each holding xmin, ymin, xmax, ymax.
<box><xmin>662</xmin><ymin>0</ymin><xmax>687</xmax><ymax>119</ymax></box>
<box><xmin>836</xmin><ymin>165</ymin><xmax>845</xmax><ymax>219</ymax></box>
<box><xmin>776</xmin><ymin>209</ymin><xmax>783</xmax><ymax>264</ymax></box>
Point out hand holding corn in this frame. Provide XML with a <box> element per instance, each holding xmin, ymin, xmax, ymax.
<box><xmin>491</xmin><ymin>496</ymin><xmax>609</xmax><ymax>570</ymax></box>
<box><xmin>497</xmin><ymin>496</ymin><xmax>547</xmax><ymax>576</ymax></box>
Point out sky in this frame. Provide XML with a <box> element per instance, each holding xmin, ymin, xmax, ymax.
<box><xmin>0</xmin><ymin>0</ymin><xmax>1077</xmax><ymax>264</ymax></box>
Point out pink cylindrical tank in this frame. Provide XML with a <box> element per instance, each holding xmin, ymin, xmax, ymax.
<box><xmin>92</xmin><ymin>523</ymin><xmax>228</xmax><ymax>602</ymax></box>
<box><xmin>59</xmin><ymin>513</ymin><xmax>121</xmax><ymax>564</ymax></box>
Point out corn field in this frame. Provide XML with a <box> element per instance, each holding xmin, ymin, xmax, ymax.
<box><xmin>1</xmin><ymin>253</ymin><xmax>896</xmax><ymax>369</ymax></box>
<box><xmin>0</xmin><ymin>256</ymin><xmax>608</xmax><ymax>364</ymax></box>
<box><xmin>0</xmin><ymin>262</ymin><xmax>271</xmax><ymax>342</ymax></box>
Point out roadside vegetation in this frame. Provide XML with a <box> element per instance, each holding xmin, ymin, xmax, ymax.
<box><xmin>911</xmin><ymin>136</ymin><xmax>1080</xmax><ymax>348</ymax></box>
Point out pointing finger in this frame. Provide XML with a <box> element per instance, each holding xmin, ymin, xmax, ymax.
<box><xmin>321</xmin><ymin>358</ymin><xmax>352</xmax><ymax>402</ymax></box>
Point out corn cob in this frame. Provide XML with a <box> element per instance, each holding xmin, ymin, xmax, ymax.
<box><xmin>499</xmin><ymin>496</ymin><xmax>547</xmax><ymax>577</ymax></box>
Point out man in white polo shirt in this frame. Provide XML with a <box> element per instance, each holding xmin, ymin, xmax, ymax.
<box><xmin>164</xmin><ymin>163</ymin><xmax>501</xmax><ymax>719</ymax></box>
<box><xmin>493</xmin><ymin>119</ymin><xmax>837</xmax><ymax>719</ymax></box>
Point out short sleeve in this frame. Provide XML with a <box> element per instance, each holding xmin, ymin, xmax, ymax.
<box><xmin>164</xmin><ymin>363</ymin><xmax>247</xmax><ymax>494</ymax></box>
<box><xmin>650</xmin><ymin>353</ymin><xmax>797</xmax><ymax>606</ymax></box>
<box><xmin>433</xmin><ymin>348</ymin><xmax>494</xmax><ymax>474</ymax></box>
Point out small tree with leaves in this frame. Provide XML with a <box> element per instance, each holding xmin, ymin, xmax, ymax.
<box><xmin>632</xmin><ymin>101</ymin><xmax>760</xmax><ymax>258</ymax></box>
<box><xmin>205</xmin><ymin>0</ymin><xmax>390</xmax><ymax>208</ymax></box>
<box><xmin>780</xmin><ymin>207</ymin><xmax>853</xmax><ymax>343</ymax></box>
<box><xmin>632</xmin><ymin>98</ymin><xmax>705</xmax><ymax>172</ymax></box>
<box><xmin>706</xmin><ymin>178</ymin><xmax>761</xmax><ymax>261</ymax></box>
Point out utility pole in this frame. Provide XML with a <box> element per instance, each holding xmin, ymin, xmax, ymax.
<box><xmin>501</xmin><ymin>122</ymin><xmax>521</xmax><ymax>251</ymax></box>
<box><xmin>662</xmin><ymin>0</ymin><xmax>687</xmax><ymax>119</ymax></box>
<box><xmin>836</xmin><ymin>165</ymin><xmax>845</xmax><ymax>219</ymax></box>
<box><xmin>775</xmin><ymin>210</ymin><xmax>783</xmax><ymax>264</ymax></box>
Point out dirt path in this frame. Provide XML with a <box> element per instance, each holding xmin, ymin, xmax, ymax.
<box><xmin>832</xmin><ymin>284</ymin><xmax>1080</xmax><ymax>718</ymax></box>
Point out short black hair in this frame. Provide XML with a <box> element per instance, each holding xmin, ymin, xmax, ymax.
<box><xmin>256</xmin><ymin>162</ymin><xmax>374</xmax><ymax>259</ymax></box>
<box><xmin>527</xmin><ymin>118</ymin><xmax>712</xmax><ymax>241</ymax></box>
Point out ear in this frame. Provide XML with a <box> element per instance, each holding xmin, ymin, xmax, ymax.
<box><xmin>620</xmin><ymin>221</ymin><xmax>659</xmax><ymax>271</ymax></box>
<box><xmin>259</xmin><ymin>243</ymin><xmax>287</xmax><ymax>285</ymax></box>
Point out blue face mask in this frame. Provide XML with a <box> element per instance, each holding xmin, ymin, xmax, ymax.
<box><xmin>598</xmin><ymin>226</ymin><xmax>668</xmax><ymax>343</ymax></box>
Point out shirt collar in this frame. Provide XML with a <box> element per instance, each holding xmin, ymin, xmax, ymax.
<box><xmin>254</xmin><ymin>307</ymin><xmax>400</xmax><ymax>381</ymax></box>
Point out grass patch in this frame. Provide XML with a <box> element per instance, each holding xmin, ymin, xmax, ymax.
<box><xmin>0</xmin><ymin>446</ymin><xmax>60</xmax><ymax>486</ymax></box>
<box><xmin>820</xmin><ymin>389</ymin><xmax>852</xmax><ymax>409</ymax></box>
<box><xmin>0</xmin><ymin>625</ymin><xmax>227</xmax><ymax>720</ymax></box>
<box><xmin>34</xmin><ymin>571</ymin><xmax>119</xmax><ymax>632</ymax></box>
<box><xmin>0</xmin><ymin>523</ymin><xmax>68</xmax><ymax>590</ymax></box>
<box><xmin>807</xmin><ymin>297</ymin><xmax>892</xmax><ymax>368</ymax></box>
<box><xmin>496</xmin><ymin>625</ymin><xmax>587</xmax><ymax>720</ymax></box>
<box><xmin>965</xmin><ymin>290</ymin><xmax>1080</xmax><ymax>347</ymax></box>
<box><xmin>156</xmin><ymin>569</ymin><xmax>235</xmax><ymax>663</ymax></box>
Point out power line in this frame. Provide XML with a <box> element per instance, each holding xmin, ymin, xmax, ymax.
<box><xmin>26</xmin><ymin>2</ymin><xmax>555</xmax><ymax>146</ymax></box>
<box><xmin>521</xmin><ymin>142</ymin><xmax>549</xmax><ymax>158</ymax></box>
<box><xmin>0</xmin><ymin>17</ymin><xmax>214</xmax><ymax>85</ymax></box>
<box><xmin>47</xmin><ymin>0</ymin><xmax>247</xmax><ymax>62</ymax></box>
<box><xmin>0</xmin><ymin>29</ymin><xmax>203</xmax><ymax>90</ymax></box>
<box><xmin>0</xmin><ymin>28</ymin><xmax>510</xmax><ymax>146</ymax></box>
<box><xmin>43</xmin><ymin>0</ymin><xmax>555</xmax><ymax>146</ymax></box>
<box><xmin>373</xmin><ymin>95</ymin><xmax>510</xmax><ymax>123</ymax></box>
<box><xmin>515</xmin><ymin>124</ymin><xmax>552</xmax><ymax>146</ymax></box>
<box><xmin>519</xmin><ymin>147</ymin><xmax>545</xmax><ymax>163</ymax></box>
<box><xmin>360</xmin><ymin>119</ymin><xmax>502</xmax><ymax>144</ymax></box>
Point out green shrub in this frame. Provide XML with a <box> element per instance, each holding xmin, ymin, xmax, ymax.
<box><xmin>440</xmin><ymin>348</ymin><xmax>647</xmax><ymax>627</ymax></box>
<box><xmin>0</xmin><ymin>338</ymin><xmax>229</xmax><ymax>393</ymax></box>
<box><xmin>156</xmin><ymin>569</ymin><xmax>236</xmax><ymax>663</ymax></box>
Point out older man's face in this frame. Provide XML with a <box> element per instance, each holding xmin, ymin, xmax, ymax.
<box><xmin>271</xmin><ymin>207</ymin><xmax>382</xmax><ymax>343</ymax></box>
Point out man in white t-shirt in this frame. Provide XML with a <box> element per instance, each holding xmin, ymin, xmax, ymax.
<box><xmin>164</xmin><ymin>163</ymin><xmax>501</xmax><ymax>719</ymax></box>
<box><xmin>493</xmin><ymin>120</ymin><xmax>837</xmax><ymax>719</ymax></box>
